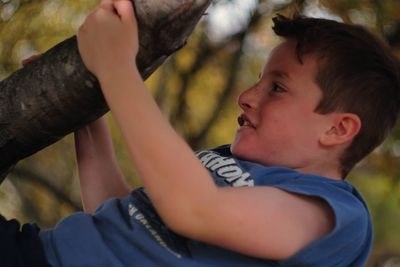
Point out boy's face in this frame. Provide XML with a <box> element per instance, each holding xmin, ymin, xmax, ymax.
<box><xmin>231</xmin><ymin>39</ymin><xmax>332</xmax><ymax>172</ymax></box>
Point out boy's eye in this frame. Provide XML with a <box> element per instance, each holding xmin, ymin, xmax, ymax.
<box><xmin>270</xmin><ymin>83</ymin><xmax>286</xmax><ymax>93</ymax></box>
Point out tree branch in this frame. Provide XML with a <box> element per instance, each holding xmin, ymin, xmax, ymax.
<box><xmin>0</xmin><ymin>0</ymin><xmax>213</xmax><ymax>184</ymax></box>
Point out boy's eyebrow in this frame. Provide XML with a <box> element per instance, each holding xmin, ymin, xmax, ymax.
<box><xmin>260</xmin><ymin>69</ymin><xmax>291</xmax><ymax>80</ymax></box>
<box><xmin>269</xmin><ymin>70</ymin><xmax>291</xmax><ymax>80</ymax></box>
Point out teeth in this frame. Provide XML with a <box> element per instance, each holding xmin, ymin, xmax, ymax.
<box><xmin>238</xmin><ymin>115</ymin><xmax>254</xmax><ymax>128</ymax></box>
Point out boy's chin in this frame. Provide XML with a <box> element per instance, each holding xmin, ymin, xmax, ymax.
<box><xmin>230</xmin><ymin>142</ymin><xmax>240</xmax><ymax>156</ymax></box>
<box><xmin>230</xmin><ymin>143</ymin><xmax>251</xmax><ymax>160</ymax></box>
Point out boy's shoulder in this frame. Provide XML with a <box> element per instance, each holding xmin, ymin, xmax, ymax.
<box><xmin>199</xmin><ymin>145</ymin><xmax>370</xmax><ymax>220</ymax></box>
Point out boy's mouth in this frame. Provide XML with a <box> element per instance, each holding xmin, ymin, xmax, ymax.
<box><xmin>238</xmin><ymin>114</ymin><xmax>255</xmax><ymax>128</ymax></box>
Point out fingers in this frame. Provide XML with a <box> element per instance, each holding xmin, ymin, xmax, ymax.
<box><xmin>92</xmin><ymin>0</ymin><xmax>135</xmax><ymax>23</ymax></box>
<box><xmin>22</xmin><ymin>54</ymin><xmax>41</xmax><ymax>66</ymax></box>
<box><xmin>113</xmin><ymin>0</ymin><xmax>135</xmax><ymax>22</ymax></box>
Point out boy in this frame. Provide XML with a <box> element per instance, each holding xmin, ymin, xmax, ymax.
<box><xmin>2</xmin><ymin>0</ymin><xmax>400</xmax><ymax>266</ymax></box>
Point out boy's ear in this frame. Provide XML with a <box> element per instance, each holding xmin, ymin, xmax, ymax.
<box><xmin>320</xmin><ymin>113</ymin><xmax>361</xmax><ymax>147</ymax></box>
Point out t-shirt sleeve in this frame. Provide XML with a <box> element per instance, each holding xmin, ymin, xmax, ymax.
<box><xmin>272</xmin><ymin>177</ymin><xmax>373</xmax><ymax>267</ymax></box>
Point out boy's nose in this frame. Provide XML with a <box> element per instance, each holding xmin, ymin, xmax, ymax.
<box><xmin>238</xmin><ymin>85</ymin><xmax>260</xmax><ymax>110</ymax></box>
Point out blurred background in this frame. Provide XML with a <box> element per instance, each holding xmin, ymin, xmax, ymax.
<box><xmin>1</xmin><ymin>0</ymin><xmax>400</xmax><ymax>266</ymax></box>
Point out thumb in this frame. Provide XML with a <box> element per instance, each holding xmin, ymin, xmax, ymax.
<box><xmin>113</xmin><ymin>0</ymin><xmax>136</xmax><ymax>22</ymax></box>
<box><xmin>98</xmin><ymin>0</ymin><xmax>115</xmax><ymax>12</ymax></box>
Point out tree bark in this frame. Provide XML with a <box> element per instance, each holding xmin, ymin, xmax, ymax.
<box><xmin>0</xmin><ymin>0</ymin><xmax>212</xmax><ymax>183</ymax></box>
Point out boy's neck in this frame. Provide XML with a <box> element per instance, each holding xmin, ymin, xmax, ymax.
<box><xmin>295</xmin><ymin>165</ymin><xmax>343</xmax><ymax>181</ymax></box>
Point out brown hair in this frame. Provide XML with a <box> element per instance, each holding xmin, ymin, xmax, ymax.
<box><xmin>272</xmin><ymin>14</ymin><xmax>400</xmax><ymax>177</ymax></box>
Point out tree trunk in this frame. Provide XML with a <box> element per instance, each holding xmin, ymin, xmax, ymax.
<box><xmin>0</xmin><ymin>0</ymin><xmax>212</xmax><ymax>183</ymax></box>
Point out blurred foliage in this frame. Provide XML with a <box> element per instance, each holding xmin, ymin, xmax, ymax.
<box><xmin>1</xmin><ymin>0</ymin><xmax>400</xmax><ymax>266</ymax></box>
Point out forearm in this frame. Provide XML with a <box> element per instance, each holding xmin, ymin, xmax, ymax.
<box><xmin>76</xmin><ymin>0</ymin><xmax>217</xmax><ymax>235</ymax></box>
<box><xmin>75</xmin><ymin>117</ymin><xmax>131</xmax><ymax>213</ymax></box>
<box><xmin>97</xmin><ymin>66</ymin><xmax>218</xmax><ymax>232</ymax></box>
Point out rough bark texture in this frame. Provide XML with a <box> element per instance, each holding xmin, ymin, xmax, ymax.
<box><xmin>0</xmin><ymin>0</ymin><xmax>212</xmax><ymax>183</ymax></box>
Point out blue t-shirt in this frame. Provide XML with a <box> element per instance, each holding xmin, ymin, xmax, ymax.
<box><xmin>40</xmin><ymin>146</ymin><xmax>372</xmax><ymax>266</ymax></box>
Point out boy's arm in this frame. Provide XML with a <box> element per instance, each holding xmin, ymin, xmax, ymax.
<box><xmin>75</xmin><ymin>116</ymin><xmax>131</xmax><ymax>213</ymax></box>
<box><xmin>77</xmin><ymin>0</ymin><xmax>334</xmax><ymax>260</ymax></box>
<box><xmin>20</xmin><ymin>55</ymin><xmax>131</xmax><ymax>213</ymax></box>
